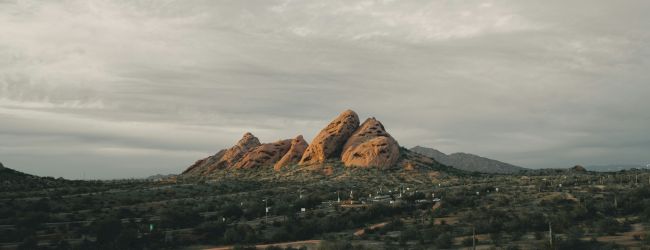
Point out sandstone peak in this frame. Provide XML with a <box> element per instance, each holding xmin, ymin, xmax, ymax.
<box><xmin>274</xmin><ymin>135</ymin><xmax>309</xmax><ymax>171</ymax></box>
<box><xmin>233</xmin><ymin>139</ymin><xmax>292</xmax><ymax>169</ymax></box>
<box><xmin>342</xmin><ymin>118</ymin><xmax>389</xmax><ymax>152</ymax></box>
<box><xmin>341</xmin><ymin>117</ymin><xmax>400</xmax><ymax>169</ymax></box>
<box><xmin>182</xmin><ymin>132</ymin><xmax>261</xmax><ymax>175</ymax></box>
<box><xmin>341</xmin><ymin>109</ymin><xmax>357</xmax><ymax>116</ymax></box>
<box><xmin>300</xmin><ymin>110</ymin><xmax>360</xmax><ymax>165</ymax></box>
<box><xmin>216</xmin><ymin>132</ymin><xmax>262</xmax><ymax>168</ymax></box>
<box><xmin>237</xmin><ymin>132</ymin><xmax>261</xmax><ymax>149</ymax></box>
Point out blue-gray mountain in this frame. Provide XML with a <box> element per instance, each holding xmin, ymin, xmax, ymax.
<box><xmin>586</xmin><ymin>164</ymin><xmax>649</xmax><ymax>172</ymax></box>
<box><xmin>410</xmin><ymin>146</ymin><xmax>527</xmax><ymax>174</ymax></box>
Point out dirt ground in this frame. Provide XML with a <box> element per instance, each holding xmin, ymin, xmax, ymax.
<box><xmin>588</xmin><ymin>223</ymin><xmax>646</xmax><ymax>248</ymax></box>
<box><xmin>354</xmin><ymin>221</ymin><xmax>390</xmax><ymax>236</ymax></box>
<box><xmin>204</xmin><ymin>240</ymin><xmax>322</xmax><ymax>250</ymax></box>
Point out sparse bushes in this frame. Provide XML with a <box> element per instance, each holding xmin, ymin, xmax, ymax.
<box><xmin>434</xmin><ymin>233</ymin><xmax>453</xmax><ymax>249</ymax></box>
<box><xmin>159</xmin><ymin>207</ymin><xmax>203</xmax><ymax>228</ymax></box>
<box><xmin>224</xmin><ymin>224</ymin><xmax>258</xmax><ymax>244</ymax></box>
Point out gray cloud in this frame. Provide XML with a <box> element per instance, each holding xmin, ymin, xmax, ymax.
<box><xmin>1</xmin><ymin>0</ymin><xmax>649</xmax><ymax>178</ymax></box>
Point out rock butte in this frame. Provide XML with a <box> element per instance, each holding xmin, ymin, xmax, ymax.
<box><xmin>299</xmin><ymin>109</ymin><xmax>360</xmax><ymax>165</ymax></box>
<box><xmin>233</xmin><ymin>139</ymin><xmax>292</xmax><ymax>169</ymax></box>
<box><xmin>182</xmin><ymin>132</ymin><xmax>261</xmax><ymax>175</ymax></box>
<box><xmin>341</xmin><ymin>118</ymin><xmax>400</xmax><ymax>169</ymax></box>
<box><xmin>274</xmin><ymin>135</ymin><xmax>308</xmax><ymax>171</ymax></box>
<box><xmin>182</xmin><ymin>109</ymin><xmax>423</xmax><ymax>176</ymax></box>
<box><xmin>218</xmin><ymin>132</ymin><xmax>262</xmax><ymax>168</ymax></box>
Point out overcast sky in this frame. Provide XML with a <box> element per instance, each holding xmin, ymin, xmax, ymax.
<box><xmin>1</xmin><ymin>0</ymin><xmax>649</xmax><ymax>179</ymax></box>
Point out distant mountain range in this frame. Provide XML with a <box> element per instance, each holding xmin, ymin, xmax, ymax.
<box><xmin>410</xmin><ymin>146</ymin><xmax>527</xmax><ymax>174</ymax></box>
<box><xmin>586</xmin><ymin>164</ymin><xmax>649</xmax><ymax>172</ymax></box>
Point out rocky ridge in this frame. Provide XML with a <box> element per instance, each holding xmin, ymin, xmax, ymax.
<box><xmin>182</xmin><ymin>110</ymin><xmax>442</xmax><ymax>176</ymax></box>
<box><xmin>233</xmin><ymin>139</ymin><xmax>292</xmax><ymax>169</ymax></box>
<box><xmin>182</xmin><ymin>132</ymin><xmax>260</xmax><ymax>175</ymax></box>
<box><xmin>340</xmin><ymin>118</ymin><xmax>400</xmax><ymax>169</ymax></box>
<box><xmin>299</xmin><ymin>109</ymin><xmax>360</xmax><ymax>165</ymax></box>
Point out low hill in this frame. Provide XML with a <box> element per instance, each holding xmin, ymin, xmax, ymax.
<box><xmin>145</xmin><ymin>174</ymin><xmax>177</xmax><ymax>180</ymax></box>
<box><xmin>410</xmin><ymin>146</ymin><xmax>527</xmax><ymax>174</ymax></box>
<box><xmin>587</xmin><ymin>164</ymin><xmax>648</xmax><ymax>172</ymax></box>
<box><xmin>0</xmin><ymin>163</ymin><xmax>74</xmax><ymax>191</ymax></box>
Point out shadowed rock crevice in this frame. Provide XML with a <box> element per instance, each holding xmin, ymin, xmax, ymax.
<box><xmin>274</xmin><ymin>135</ymin><xmax>308</xmax><ymax>171</ymax></box>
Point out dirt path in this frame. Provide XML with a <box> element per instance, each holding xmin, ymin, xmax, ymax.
<box><xmin>354</xmin><ymin>222</ymin><xmax>390</xmax><ymax>236</ymax></box>
<box><xmin>433</xmin><ymin>216</ymin><xmax>459</xmax><ymax>225</ymax></box>
<box><xmin>205</xmin><ymin>240</ymin><xmax>322</xmax><ymax>250</ymax></box>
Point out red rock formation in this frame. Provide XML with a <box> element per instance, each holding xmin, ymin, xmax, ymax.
<box><xmin>181</xmin><ymin>110</ymin><xmax>442</xmax><ymax>176</ymax></box>
<box><xmin>299</xmin><ymin>110</ymin><xmax>360</xmax><ymax>165</ymax></box>
<box><xmin>182</xmin><ymin>132</ymin><xmax>260</xmax><ymax>175</ymax></box>
<box><xmin>341</xmin><ymin>118</ymin><xmax>400</xmax><ymax>169</ymax></box>
<box><xmin>217</xmin><ymin>132</ymin><xmax>262</xmax><ymax>168</ymax></box>
<box><xmin>233</xmin><ymin>139</ymin><xmax>293</xmax><ymax>169</ymax></box>
<box><xmin>274</xmin><ymin>135</ymin><xmax>308</xmax><ymax>171</ymax></box>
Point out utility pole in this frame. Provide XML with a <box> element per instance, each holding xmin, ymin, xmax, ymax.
<box><xmin>472</xmin><ymin>226</ymin><xmax>476</xmax><ymax>250</ymax></box>
<box><xmin>264</xmin><ymin>198</ymin><xmax>268</xmax><ymax>223</ymax></box>
<box><xmin>549</xmin><ymin>221</ymin><xmax>553</xmax><ymax>249</ymax></box>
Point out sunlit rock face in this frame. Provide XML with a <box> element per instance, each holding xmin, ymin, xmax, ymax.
<box><xmin>233</xmin><ymin>139</ymin><xmax>293</xmax><ymax>169</ymax></box>
<box><xmin>299</xmin><ymin>109</ymin><xmax>360</xmax><ymax>165</ymax></box>
<box><xmin>341</xmin><ymin>118</ymin><xmax>400</xmax><ymax>169</ymax></box>
<box><xmin>182</xmin><ymin>132</ymin><xmax>261</xmax><ymax>175</ymax></box>
<box><xmin>182</xmin><ymin>109</ymin><xmax>412</xmax><ymax>176</ymax></box>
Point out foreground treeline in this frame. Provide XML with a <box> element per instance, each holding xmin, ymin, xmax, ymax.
<box><xmin>1</xmin><ymin>178</ymin><xmax>414</xmax><ymax>249</ymax></box>
<box><xmin>2</xmin><ymin>168</ymin><xmax>650</xmax><ymax>249</ymax></box>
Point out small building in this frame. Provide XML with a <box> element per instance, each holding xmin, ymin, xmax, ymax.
<box><xmin>372</xmin><ymin>195</ymin><xmax>392</xmax><ymax>203</ymax></box>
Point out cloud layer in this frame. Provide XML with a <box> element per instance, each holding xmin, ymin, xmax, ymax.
<box><xmin>1</xmin><ymin>0</ymin><xmax>649</xmax><ymax>178</ymax></box>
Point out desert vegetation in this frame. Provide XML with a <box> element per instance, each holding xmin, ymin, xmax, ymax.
<box><xmin>2</xmin><ymin>165</ymin><xmax>650</xmax><ymax>249</ymax></box>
